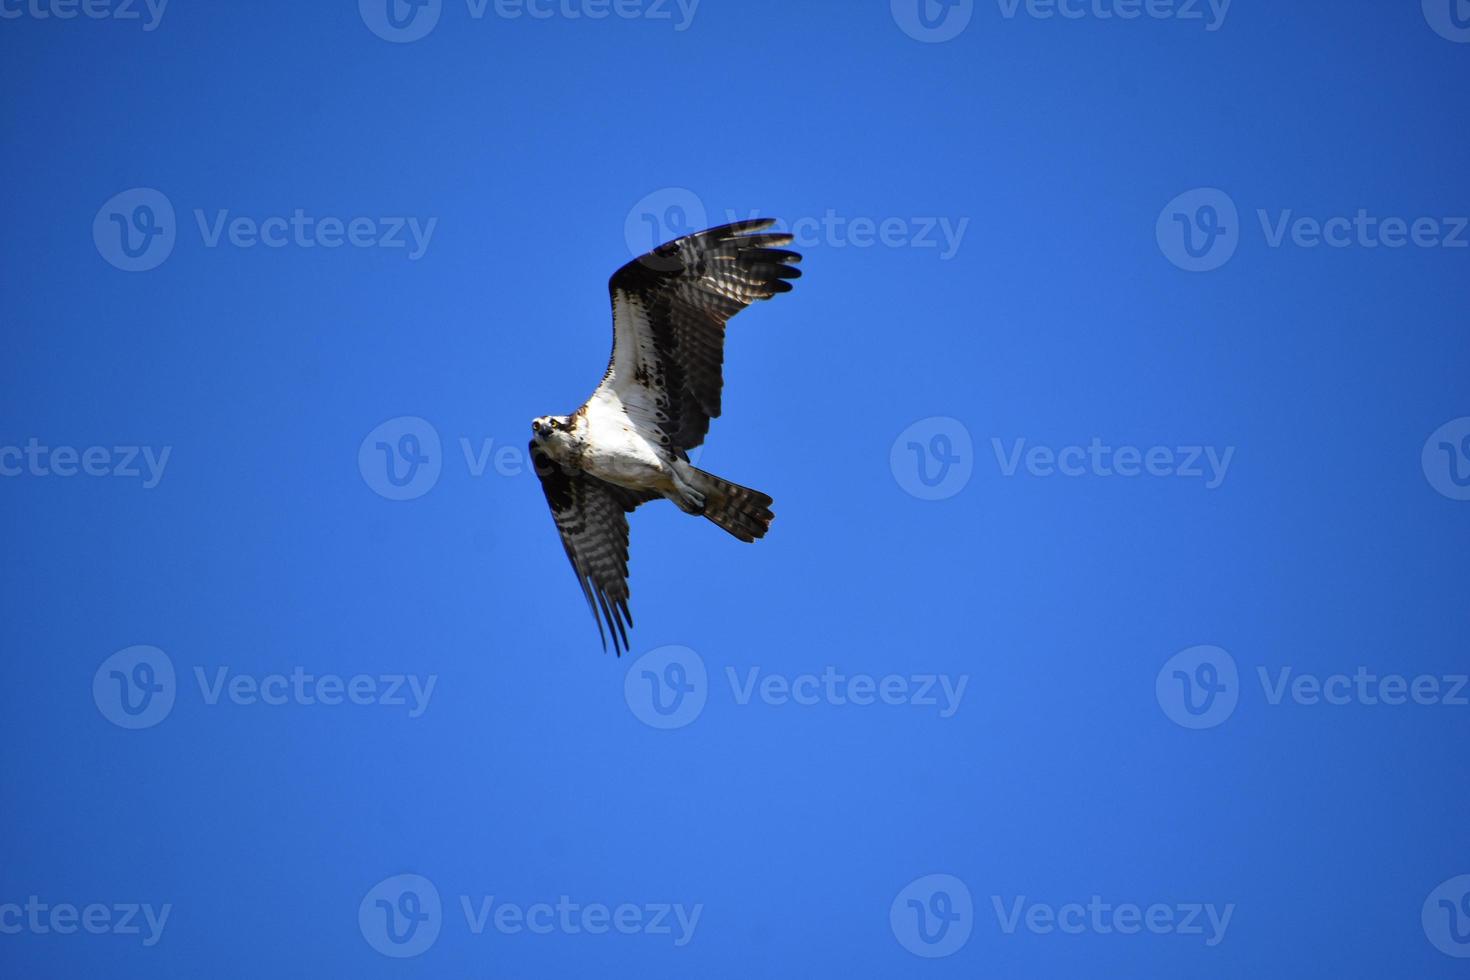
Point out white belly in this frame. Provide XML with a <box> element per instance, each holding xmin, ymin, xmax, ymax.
<box><xmin>580</xmin><ymin>414</ymin><xmax>670</xmax><ymax>490</ymax></box>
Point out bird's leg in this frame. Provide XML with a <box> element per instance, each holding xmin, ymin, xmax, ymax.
<box><xmin>668</xmin><ymin>460</ymin><xmax>707</xmax><ymax>514</ymax></box>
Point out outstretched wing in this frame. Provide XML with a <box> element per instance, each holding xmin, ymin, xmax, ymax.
<box><xmin>598</xmin><ymin>219</ymin><xmax>802</xmax><ymax>454</ymax></box>
<box><xmin>530</xmin><ymin>442</ymin><xmax>655</xmax><ymax>656</ymax></box>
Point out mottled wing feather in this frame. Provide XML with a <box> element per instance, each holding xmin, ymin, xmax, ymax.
<box><xmin>530</xmin><ymin>442</ymin><xmax>656</xmax><ymax>657</ymax></box>
<box><xmin>601</xmin><ymin>219</ymin><xmax>802</xmax><ymax>453</ymax></box>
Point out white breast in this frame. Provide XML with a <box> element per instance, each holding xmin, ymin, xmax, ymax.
<box><xmin>579</xmin><ymin>389</ymin><xmax>668</xmax><ymax>487</ymax></box>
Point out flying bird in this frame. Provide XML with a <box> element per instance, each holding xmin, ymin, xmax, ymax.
<box><xmin>530</xmin><ymin>218</ymin><xmax>802</xmax><ymax>656</ymax></box>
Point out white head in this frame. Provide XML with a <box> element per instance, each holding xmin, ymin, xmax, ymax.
<box><xmin>530</xmin><ymin>415</ymin><xmax>571</xmax><ymax>445</ymax></box>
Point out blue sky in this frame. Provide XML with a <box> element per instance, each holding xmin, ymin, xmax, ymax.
<box><xmin>2</xmin><ymin>1</ymin><xmax>1469</xmax><ymax>976</ymax></box>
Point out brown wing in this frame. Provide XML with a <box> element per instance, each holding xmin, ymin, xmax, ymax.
<box><xmin>530</xmin><ymin>442</ymin><xmax>656</xmax><ymax>656</ymax></box>
<box><xmin>600</xmin><ymin>219</ymin><xmax>802</xmax><ymax>454</ymax></box>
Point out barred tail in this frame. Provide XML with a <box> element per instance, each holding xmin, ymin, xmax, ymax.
<box><xmin>689</xmin><ymin>468</ymin><xmax>774</xmax><ymax>543</ymax></box>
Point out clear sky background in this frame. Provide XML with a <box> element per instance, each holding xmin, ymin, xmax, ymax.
<box><xmin>2</xmin><ymin>1</ymin><xmax>1469</xmax><ymax>976</ymax></box>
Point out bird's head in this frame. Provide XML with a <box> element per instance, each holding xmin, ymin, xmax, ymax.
<box><xmin>530</xmin><ymin>415</ymin><xmax>569</xmax><ymax>444</ymax></box>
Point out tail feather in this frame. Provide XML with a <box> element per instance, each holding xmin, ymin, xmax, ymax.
<box><xmin>687</xmin><ymin>468</ymin><xmax>774</xmax><ymax>543</ymax></box>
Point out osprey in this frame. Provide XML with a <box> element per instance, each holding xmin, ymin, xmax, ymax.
<box><xmin>530</xmin><ymin>219</ymin><xmax>802</xmax><ymax>656</ymax></box>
